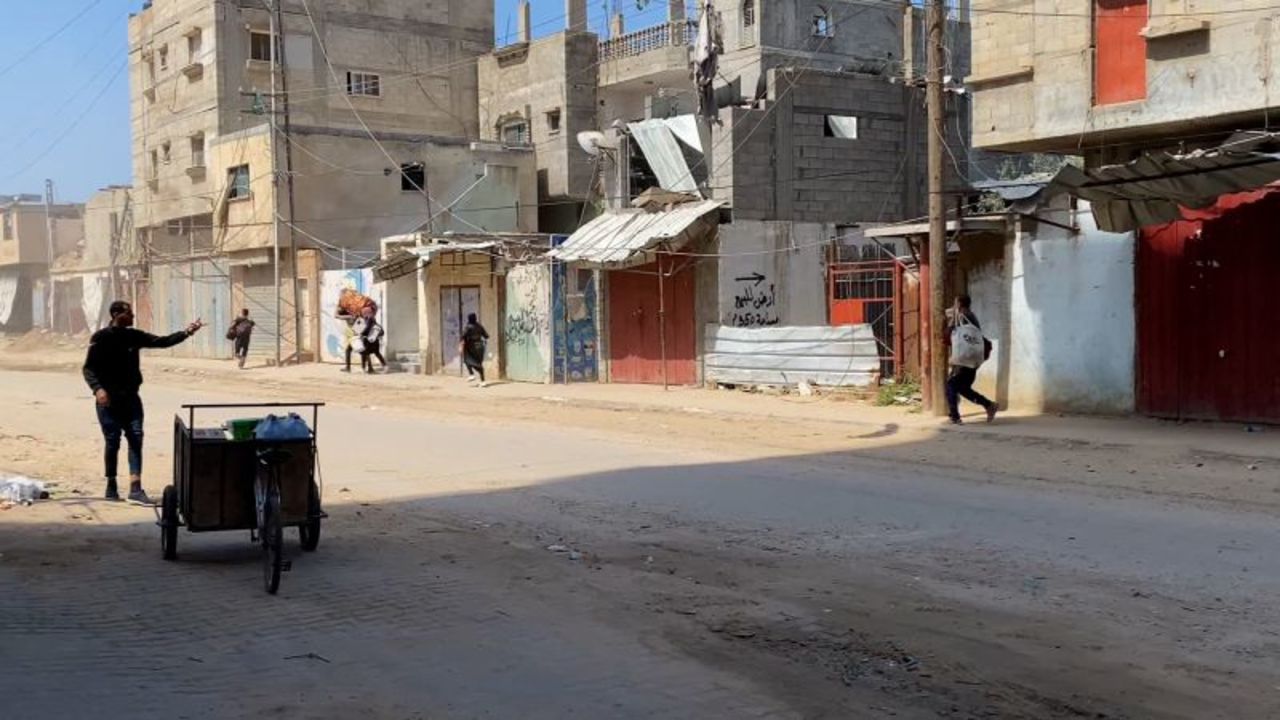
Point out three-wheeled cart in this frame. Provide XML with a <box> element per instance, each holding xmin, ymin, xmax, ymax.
<box><xmin>160</xmin><ymin>402</ymin><xmax>326</xmax><ymax>594</ymax></box>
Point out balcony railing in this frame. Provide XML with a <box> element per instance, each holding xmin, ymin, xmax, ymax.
<box><xmin>599</xmin><ymin>20</ymin><xmax>697</xmax><ymax>62</ymax></box>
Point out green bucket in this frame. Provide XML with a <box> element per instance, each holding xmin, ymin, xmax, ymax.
<box><xmin>225</xmin><ymin>418</ymin><xmax>264</xmax><ymax>442</ymax></box>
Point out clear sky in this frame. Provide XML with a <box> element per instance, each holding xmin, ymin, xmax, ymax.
<box><xmin>0</xmin><ymin>0</ymin><xmax>691</xmax><ymax>203</ymax></box>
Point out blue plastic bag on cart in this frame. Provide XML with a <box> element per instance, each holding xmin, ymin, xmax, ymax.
<box><xmin>254</xmin><ymin>413</ymin><xmax>311</xmax><ymax>441</ymax></box>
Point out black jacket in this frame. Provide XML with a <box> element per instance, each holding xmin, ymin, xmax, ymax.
<box><xmin>83</xmin><ymin>326</ymin><xmax>191</xmax><ymax>398</ymax></box>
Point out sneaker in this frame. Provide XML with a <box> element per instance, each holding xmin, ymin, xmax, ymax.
<box><xmin>340</xmin><ymin>367</ymin><xmax>351</xmax><ymax>373</ymax></box>
<box><xmin>949</xmin><ymin>417</ymin><xmax>963</xmax><ymax>426</ymax></box>
<box><xmin>126</xmin><ymin>488</ymin><xmax>155</xmax><ymax>506</ymax></box>
<box><xmin>104</xmin><ymin>480</ymin><xmax>121</xmax><ymax>502</ymax></box>
<box><xmin>986</xmin><ymin>405</ymin><xmax>998</xmax><ymax>423</ymax></box>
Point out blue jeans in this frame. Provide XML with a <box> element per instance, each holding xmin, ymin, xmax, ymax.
<box><xmin>96</xmin><ymin>395</ymin><xmax>144</xmax><ymax>480</ymax></box>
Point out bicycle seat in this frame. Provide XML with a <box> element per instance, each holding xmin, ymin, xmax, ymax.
<box><xmin>256</xmin><ymin>447</ymin><xmax>294</xmax><ymax>466</ymax></box>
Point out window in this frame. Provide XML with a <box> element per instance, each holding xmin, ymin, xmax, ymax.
<box><xmin>190</xmin><ymin>135</ymin><xmax>205</xmax><ymax>167</ymax></box>
<box><xmin>346</xmin><ymin>71</ymin><xmax>381</xmax><ymax>97</ymax></box>
<box><xmin>161</xmin><ymin>141</ymin><xmax>172</xmax><ymax>165</ymax></box>
<box><xmin>813</xmin><ymin>6</ymin><xmax>832</xmax><ymax>37</ymax></box>
<box><xmin>250</xmin><ymin>31</ymin><xmax>276</xmax><ymax>62</ymax></box>
<box><xmin>400</xmin><ymin>163</ymin><xmax>426</xmax><ymax>193</ymax></box>
<box><xmin>501</xmin><ymin>119</ymin><xmax>529</xmax><ymax>145</ymax></box>
<box><xmin>1</xmin><ymin>213</ymin><xmax>12</xmax><ymax>241</ymax></box>
<box><xmin>228</xmin><ymin>165</ymin><xmax>251</xmax><ymax>200</ymax></box>
<box><xmin>546</xmin><ymin>108</ymin><xmax>562</xmax><ymax>134</ymax></box>
<box><xmin>742</xmin><ymin>0</ymin><xmax>757</xmax><ymax>46</ymax></box>
<box><xmin>149</xmin><ymin>150</ymin><xmax>160</xmax><ymax>179</ymax></box>
<box><xmin>824</xmin><ymin>115</ymin><xmax>858</xmax><ymax>139</ymax></box>
<box><xmin>166</xmin><ymin>218</ymin><xmax>185</xmax><ymax>236</ymax></box>
<box><xmin>158</xmin><ymin>45</ymin><xmax>169</xmax><ymax>70</ymax></box>
<box><xmin>1094</xmin><ymin>0</ymin><xmax>1148</xmax><ymax>105</ymax></box>
<box><xmin>187</xmin><ymin>29</ymin><xmax>203</xmax><ymax>62</ymax></box>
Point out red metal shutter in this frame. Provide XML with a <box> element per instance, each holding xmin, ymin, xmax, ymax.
<box><xmin>1095</xmin><ymin>0</ymin><xmax>1148</xmax><ymax>105</ymax></box>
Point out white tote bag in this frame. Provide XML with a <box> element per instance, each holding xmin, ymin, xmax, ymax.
<box><xmin>950</xmin><ymin>315</ymin><xmax>986</xmax><ymax>369</ymax></box>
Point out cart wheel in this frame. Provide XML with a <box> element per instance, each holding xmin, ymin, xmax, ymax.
<box><xmin>161</xmin><ymin>485</ymin><xmax>179</xmax><ymax>561</ymax></box>
<box><xmin>262</xmin><ymin>489</ymin><xmax>284</xmax><ymax>595</ymax></box>
<box><xmin>300</xmin><ymin>482</ymin><xmax>321</xmax><ymax>552</ymax></box>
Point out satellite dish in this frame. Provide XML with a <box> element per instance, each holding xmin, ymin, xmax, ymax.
<box><xmin>577</xmin><ymin>131</ymin><xmax>607</xmax><ymax>155</ymax></box>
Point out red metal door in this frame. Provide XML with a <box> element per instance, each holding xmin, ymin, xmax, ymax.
<box><xmin>1138</xmin><ymin>192</ymin><xmax>1280</xmax><ymax>423</ymax></box>
<box><xmin>1095</xmin><ymin>0</ymin><xmax>1148</xmax><ymax>105</ymax></box>
<box><xmin>607</xmin><ymin>259</ymin><xmax>696</xmax><ymax>385</ymax></box>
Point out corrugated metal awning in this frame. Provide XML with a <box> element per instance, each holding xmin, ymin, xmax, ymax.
<box><xmin>1051</xmin><ymin>137</ymin><xmax>1280</xmax><ymax>232</ymax></box>
<box><xmin>372</xmin><ymin>241</ymin><xmax>497</xmax><ymax>282</ymax></box>
<box><xmin>549</xmin><ymin>200</ymin><xmax>722</xmax><ymax>266</ymax></box>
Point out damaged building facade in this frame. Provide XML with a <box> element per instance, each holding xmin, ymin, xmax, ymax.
<box><xmin>128</xmin><ymin>0</ymin><xmax>536</xmax><ymax>362</ymax></box>
<box><xmin>477</xmin><ymin>0</ymin><xmax>965</xmax><ymax>387</ymax></box>
<box><xmin>969</xmin><ymin>0</ymin><xmax>1280</xmax><ymax>423</ymax></box>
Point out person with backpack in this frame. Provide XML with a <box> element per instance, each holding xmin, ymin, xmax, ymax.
<box><xmin>225</xmin><ymin>308</ymin><xmax>255</xmax><ymax>369</ymax></box>
<box><xmin>944</xmin><ymin>294</ymin><xmax>997</xmax><ymax>425</ymax></box>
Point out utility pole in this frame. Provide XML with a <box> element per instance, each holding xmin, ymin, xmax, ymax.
<box><xmin>43</xmin><ymin>179</ymin><xmax>55</xmax><ymax>330</ymax></box>
<box><xmin>925</xmin><ymin>0</ymin><xmax>947</xmax><ymax>415</ymax></box>
<box><xmin>273</xmin><ymin>0</ymin><xmax>303</xmax><ymax>365</ymax></box>
<box><xmin>267</xmin><ymin>4</ymin><xmax>283</xmax><ymax>367</ymax></box>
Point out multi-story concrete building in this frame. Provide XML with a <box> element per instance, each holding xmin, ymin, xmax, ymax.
<box><xmin>968</xmin><ymin>0</ymin><xmax>1280</xmax><ymax>424</ymax></box>
<box><xmin>479</xmin><ymin>0</ymin><xmax>963</xmax><ymax>386</ymax></box>
<box><xmin>128</xmin><ymin>0</ymin><xmax>537</xmax><ymax>360</ymax></box>
<box><xmin>0</xmin><ymin>195</ymin><xmax>83</xmax><ymax>332</ymax></box>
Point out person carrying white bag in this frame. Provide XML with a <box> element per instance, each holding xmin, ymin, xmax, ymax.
<box><xmin>944</xmin><ymin>294</ymin><xmax>997</xmax><ymax>425</ymax></box>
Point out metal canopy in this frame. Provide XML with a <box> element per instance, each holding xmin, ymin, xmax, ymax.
<box><xmin>1051</xmin><ymin>141</ymin><xmax>1280</xmax><ymax>233</ymax></box>
<box><xmin>372</xmin><ymin>241</ymin><xmax>497</xmax><ymax>282</ymax></box>
<box><xmin>549</xmin><ymin>200</ymin><xmax>722</xmax><ymax>266</ymax></box>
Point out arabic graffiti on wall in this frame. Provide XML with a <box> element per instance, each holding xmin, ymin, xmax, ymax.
<box><xmin>724</xmin><ymin>272</ymin><xmax>780</xmax><ymax>328</ymax></box>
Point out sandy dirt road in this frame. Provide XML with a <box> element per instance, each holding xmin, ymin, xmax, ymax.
<box><xmin>1</xmin><ymin>364</ymin><xmax>1278</xmax><ymax>719</ymax></box>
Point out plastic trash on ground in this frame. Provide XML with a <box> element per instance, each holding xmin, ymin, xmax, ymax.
<box><xmin>0</xmin><ymin>476</ymin><xmax>49</xmax><ymax>505</ymax></box>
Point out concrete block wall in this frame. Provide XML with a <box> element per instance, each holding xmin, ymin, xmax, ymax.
<box><xmin>716</xmin><ymin>68</ymin><xmax>933</xmax><ymax>226</ymax></box>
<box><xmin>971</xmin><ymin>0</ymin><xmax>1280</xmax><ymax>154</ymax></box>
<box><xmin>477</xmin><ymin>31</ymin><xmax>599</xmax><ymax>202</ymax></box>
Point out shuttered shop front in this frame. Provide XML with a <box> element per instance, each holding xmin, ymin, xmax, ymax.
<box><xmin>241</xmin><ymin>265</ymin><xmax>280</xmax><ymax>358</ymax></box>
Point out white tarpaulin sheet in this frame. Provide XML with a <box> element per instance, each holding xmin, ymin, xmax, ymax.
<box><xmin>628</xmin><ymin>118</ymin><xmax>700</xmax><ymax>194</ymax></box>
<box><xmin>705</xmin><ymin>325</ymin><xmax>881</xmax><ymax>387</ymax></box>
<box><xmin>826</xmin><ymin>115</ymin><xmax>859</xmax><ymax>139</ymax></box>
<box><xmin>0</xmin><ymin>269</ymin><xmax>18</xmax><ymax>325</ymax></box>
<box><xmin>549</xmin><ymin>200</ymin><xmax>722</xmax><ymax>265</ymax></box>
<box><xmin>81</xmin><ymin>273</ymin><xmax>107</xmax><ymax>330</ymax></box>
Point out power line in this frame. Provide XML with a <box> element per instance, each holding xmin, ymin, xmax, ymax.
<box><xmin>0</xmin><ymin>60</ymin><xmax>127</xmax><ymax>185</ymax></box>
<box><xmin>0</xmin><ymin>0</ymin><xmax>106</xmax><ymax>80</ymax></box>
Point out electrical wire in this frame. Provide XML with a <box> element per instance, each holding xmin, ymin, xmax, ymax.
<box><xmin>0</xmin><ymin>60</ymin><xmax>127</xmax><ymax>185</ymax></box>
<box><xmin>0</xmin><ymin>0</ymin><xmax>106</xmax><ymax>80</ymax></box>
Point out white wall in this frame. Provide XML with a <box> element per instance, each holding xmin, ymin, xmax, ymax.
<box><xmin>972</xmin><ymin>198</ymin><xmax>1136</xmax><ymax>415</ymax></box>
<box><xmin>717</xmin><ymin>220</ymin><xmax>828</xmax><ymax>328</ymax></box>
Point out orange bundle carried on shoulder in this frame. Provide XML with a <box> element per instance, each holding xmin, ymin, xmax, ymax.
<box><xmin>337</xmin><ymin>288</ymin><xmax>377</xmax><ymax>317</ymax></box>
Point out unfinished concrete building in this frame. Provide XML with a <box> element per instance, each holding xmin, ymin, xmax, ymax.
<box><xmin>129</xmin><ymin>0</ymin><xmax>536</xmax><ymax>361</ymax></box>
<box><xmin>478</xmin><ymin>0</ymin><xmax>964</xmax><ymax>386</ymax></box>
<box><xmin>968</xmin><ymin>0</ymin><xmax>1280</xmax><ymax>424</ymax></box>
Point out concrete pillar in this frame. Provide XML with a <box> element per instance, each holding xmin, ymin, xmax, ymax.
<box><xmin>517</xmin><ymin>1</ymin><xmax>531</xmax><ymax>43</ymax></box>
<box><xmin>669</xmin><ymin>0</ymin><xmax>686</xmax><ymax>23</ymax></box>
<box><xmin>566</xmin><ymin>0</ymin><xmax>587</xmax><ymax>32</ymax></box>
<box><xmin>902</xmin><ymin>3</ymin><xmax>915</xmax><ymax>81</ymax></box>
<box><xmin>611</xmin><ymin>13</ymin><xmax>626</xmax><ymax>38</ymax></box>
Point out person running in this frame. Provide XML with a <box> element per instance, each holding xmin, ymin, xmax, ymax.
<box><xmin>83</xmin><ymin>301</ymin><xmax>204</xmax><ymax>504</ymax></box>
<box><xmin>226</xmin><ymin>309</ymin><xmax>255</xmax><ymax>369</ymax></box>
<box><xmin>945</xmin><ymin>294</ymin><xmax>997</xmax><ymax>425</ymax></box>
<box><xmin>461</xmin><ymin>313</ymin><xmax>489</xmax><ymax>386</ymax></box>
<box><xmin>358</xmin><ymin>306</ymin><xmax>386</xmax><ymax>374</ymax></box>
